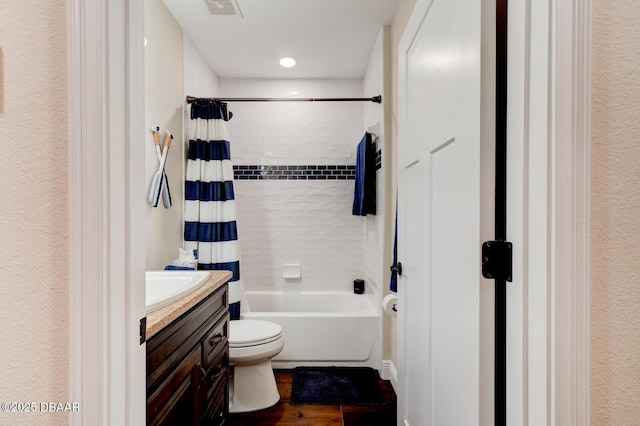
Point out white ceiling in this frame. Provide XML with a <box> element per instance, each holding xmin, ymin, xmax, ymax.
<box><xmin>162</xmin><ymin>0</ymin><xmax>401</xmax><ymax>79</ymax></box>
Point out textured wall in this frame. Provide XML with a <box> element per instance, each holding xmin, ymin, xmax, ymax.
<box><xmin>591</xmin><ymin>0</ymin><xmax>640</xmax><ymax>422</ymax></box>
<box><xmin>0</xmin><ymin>1</ymin><xmax>69</xmax><ymax>425</ymax></box>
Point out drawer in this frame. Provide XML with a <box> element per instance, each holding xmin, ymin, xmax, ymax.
<box><xmin>205</xmin><ymin>349</ymin><xmax>228</xmax><ymax>402</ymax></box>
<box><xmin>203</xmin><ymin>383</ymin><xmax>227</xmax><ymax>426</ymax></box>
<box><xmin>203</xmin><ymin>313</ymin><xmax>229</xmax><ymax>370</ymax></box>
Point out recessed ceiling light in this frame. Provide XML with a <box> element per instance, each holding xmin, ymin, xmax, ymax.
<box><xmin>280</xmin><ymin>57</ymin><xmax>296</xmax><ymax>68</ymax></box>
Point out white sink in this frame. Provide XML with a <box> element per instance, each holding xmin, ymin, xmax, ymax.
<box><xmin>146</xmin><ymin>271</ymin><xmax>210</xmax><ymax>313</ymax></box>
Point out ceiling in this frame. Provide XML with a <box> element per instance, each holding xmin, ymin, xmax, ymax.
<box><xmin>162</xmin><ymin>0</ymin><xmax>401</xmax><ymax>79</ymax></box>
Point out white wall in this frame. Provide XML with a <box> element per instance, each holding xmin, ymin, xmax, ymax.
<box><xmin>222</xmin><ymin>79</ymin><xmax>369</xmax><ymax>293</ymax></box>
<box><xmin>183</xmin><ymin>35</ymin><xmax>220</xmax><ymax>99</ymax></box>
<box><xmin>387</xmin><ymin>0</ymin><xmax>417</xmax><ymax>379</ymax></box>
<box><xmin>145</xmin><ymin>0</ymin><xmax>220</xmax><ymax>270</ymax></box>
<box><xmin>363</xmin><ymin>29</ymin><xmax>387</xmax><ymax>301</ymax></box>
<box><xmin>363</xmin><ymin>27</ymin><xmax>391</xmax><ymax>373</ymax></box>
<box><xmin>145</xmin><ymin>0</ymin><xmax>185</xmax><ymax>270</ymax></box>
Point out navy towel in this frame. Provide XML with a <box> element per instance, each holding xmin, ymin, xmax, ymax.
<box><xmin>352</xmin><ymin>132</ymin><xmax>376</xmax><ymax>216</ymax></box>
<box><xmin>164</xmin><ymin>265</ymin><xmax>196</xmax><ymax>271</ymax></box>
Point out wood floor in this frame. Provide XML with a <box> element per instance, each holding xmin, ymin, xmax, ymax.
<box><xmin>227</xmin><ymin>370</ymin><xmax>397</xmax><ymax>426</ymax></box>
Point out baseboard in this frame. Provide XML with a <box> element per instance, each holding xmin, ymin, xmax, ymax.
<box><xmin>271</xmin><ymin>360</ymin><xmax>375</xmax><ymax>370</ymax></box>
<box><xmin>381</xmin><ymin>360</ymin><xmax>398</xmax><ymax>392</ymax></box>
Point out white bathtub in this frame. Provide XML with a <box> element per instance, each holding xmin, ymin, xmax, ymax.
<box><xmin>241</xmin><ymin>291</ymin><xmax>380</xmax><ymax>368</ymax></box>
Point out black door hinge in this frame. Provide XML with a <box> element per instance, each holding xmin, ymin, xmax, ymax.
<box><xmin>482</xmin><ymin>240</ymin><xmax>513</xmax><ymax>282</ymax></box>
<box><xmin>139</xmin><ymin>317</ymin><xmax>147</xmax><ymax>345</ymax></box>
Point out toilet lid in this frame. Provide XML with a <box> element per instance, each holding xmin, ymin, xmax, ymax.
<box><xmin>229</xmin><ymin>320</ymin><xmax>283</xmax><ymax>346</ymax></box>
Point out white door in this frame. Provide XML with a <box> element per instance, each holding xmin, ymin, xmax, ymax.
<box><xmin>397</xmin><ymin>0</ymin><xmax>483</xmax><ymax>424</ymax></box>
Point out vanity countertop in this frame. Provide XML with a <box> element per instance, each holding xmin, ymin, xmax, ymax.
<box><xmin>146</xmin><ymin>270</ymin><xmax>232</xmax><ymax>339</ymax></box>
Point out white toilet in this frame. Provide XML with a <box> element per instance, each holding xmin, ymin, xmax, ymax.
<box><xmin>228</xmin><ymin>319</ymin><xmax>285</xmax><ymax>413</ymax></box>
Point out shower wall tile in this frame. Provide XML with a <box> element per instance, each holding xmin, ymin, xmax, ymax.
<box><xmin>234</xmin><ymin>177</ymin><xmax>365</xmax><ymax>292</ymax></box>
<box><xmin>224</xmin><ymin>78</ymin><xmax>367</xmax><ymax>292</ymax></box>
<box><xmin>223</xmin><ymin>80</ymin><xmax>363</xmax><ymax>167</ymax></box>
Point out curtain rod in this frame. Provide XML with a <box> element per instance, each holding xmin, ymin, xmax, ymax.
<box><xmin>186</xmin><ymin>95</ymin><xmax>382</xmax><ymax>104</ymax></box>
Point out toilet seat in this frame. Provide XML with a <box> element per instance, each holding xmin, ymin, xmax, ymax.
<box><xmin>228</xmin><ymin>320</ymin><xmax>285</xmax><ymax>365</ymax></box>
<box><xmin>229</xmin><ymin>320</ymin><xmax>283</xmax><ymax>348</ymax></box>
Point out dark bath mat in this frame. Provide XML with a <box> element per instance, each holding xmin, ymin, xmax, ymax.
<box><xmin>290</xmin><ymin>367</ymin><xmax>386</xmax><ymax>405</ymax></box>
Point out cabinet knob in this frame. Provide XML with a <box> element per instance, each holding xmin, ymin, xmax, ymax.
<box><xmin>209</xmin><ymin>334</ymin><xmax>224</xmax><ymax>347</ymax></box>
<box><xmin>210</xmin><ymin>365</ymin><xmax>224</xmax><ymax>381</ymax></box>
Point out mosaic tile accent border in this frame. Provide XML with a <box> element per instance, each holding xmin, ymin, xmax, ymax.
<box><xmin>233</xmin><ymin>165</ymin><xmax>357</xmax><ymax>180</ymax></box>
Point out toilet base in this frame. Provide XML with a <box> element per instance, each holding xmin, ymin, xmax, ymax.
<box><xmin>229</xmin><ymin>360</ymin><xmax>280</xmax><ymax>413</ymax></box>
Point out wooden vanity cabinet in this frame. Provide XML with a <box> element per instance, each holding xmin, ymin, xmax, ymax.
<box><xmin>146</xmin><ymin>283</ymin><xmax>229</xmax><ymax>426</ymax></box>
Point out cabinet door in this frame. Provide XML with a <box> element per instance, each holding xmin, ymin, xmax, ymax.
<box><xmin>147</xmin><ymin>346</ymin><xmax>203</xmax><ymax>426</ymax></box>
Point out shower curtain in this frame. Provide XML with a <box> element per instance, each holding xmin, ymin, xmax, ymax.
<box><xmin>184</xmin><ymin>99</ymin><xmax>244</xmax><ymax>320</ymax></box>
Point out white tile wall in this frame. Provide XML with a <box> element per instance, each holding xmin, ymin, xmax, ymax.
<box><xmin>235</xmin><ymin>180</ymin><xmax>365</xmax><ymax>291</ymax></box>
<box><xmin>223</xmin><ymin>79</ymin><xmax>369</xmax><ymax>292</ymax></box>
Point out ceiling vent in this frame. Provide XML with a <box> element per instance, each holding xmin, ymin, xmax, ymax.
<box><xmin>202</xmin><ymin>0</ymin><xmax>243</xmax><ymax>17</ymax></box>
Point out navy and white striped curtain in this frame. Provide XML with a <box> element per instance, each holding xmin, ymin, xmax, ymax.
<box><xmin>184</xmin><ymin>100</ymin><xmax>244</xmax><ymax>320</ymax></box>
